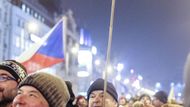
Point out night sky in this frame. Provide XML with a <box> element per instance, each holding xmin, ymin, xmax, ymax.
<box><xmin>61</xmin><ymin>0</ymin><xmax>190</xmax><ymax>91</ymax></box>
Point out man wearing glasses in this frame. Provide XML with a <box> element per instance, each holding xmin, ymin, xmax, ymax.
<box><xmin>0</xmin><ymin>60</ymin><xmax>27</xmax><ymax>107</ymax></box>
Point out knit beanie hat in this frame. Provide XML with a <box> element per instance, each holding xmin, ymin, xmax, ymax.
<box><xmin>154</xmin><ymin>91</ymin><xmax>168</xmax><ymax>103</ymax></box>
<box><xmin>18</xmin><ymin>72</ymin><xmax>70</xmax><ymax>107</ymax></box>
<box><xmin>87</xmin><ymin>78</ymin><xmax>118</xmax><ymax>102</ymax></box>
<box><xmin>0</xmin><ymin>60</ymin><xmax>27</xmax><ymax>83</ymax></box>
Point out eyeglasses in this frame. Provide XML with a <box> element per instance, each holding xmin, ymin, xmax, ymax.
<box><xmin>0</xmin><ymin>76</ymin><xmax>16</xmax><ymax>82</ymax></box>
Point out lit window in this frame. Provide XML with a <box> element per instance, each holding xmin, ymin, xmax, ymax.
<box><xmin>21</xmin><ymin>4</ymin><xmax>26</xmax><ymax>12</ymax></box>
<box><xmin>26</xmin><ymin>7</ymin><xmax>30</xmax><ymax>14</ymax></box>
<box><xmin>38</xmin><ymin>15</ymin><xmax>41</xmax><ymax>20</ymax></box>
<box><xmin>34</xmin><ymin>12</ymin><xmax>38</xmax><ymax>18</ymax></box>
<box><xmin>30</xmin><ymin>9</ymin><xmax>34</xmax><ymax>16</ymax></box>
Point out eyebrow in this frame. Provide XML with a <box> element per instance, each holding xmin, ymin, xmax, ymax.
<box><xmin>18</xmin><ymin>89</ymin><xmax>41</xmax><ymax>95</ymax></box>
<box><xmin>0</xmin><ymin>73</ymin><xmax>13</xmax><ymax>77</ymax></box>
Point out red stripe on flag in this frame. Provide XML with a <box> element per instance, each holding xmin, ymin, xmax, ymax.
<box><xmin>22</xmin><ymin>53</ymin><xmax>64</xmax><ymax>73</ymax></box>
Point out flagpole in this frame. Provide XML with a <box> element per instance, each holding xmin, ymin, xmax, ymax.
<box><xmin>62</xmin><ymin>16</ymin><xmax>69</xmax><ymax>75</ymax></box>
<box><xmin>103</xmin><ymin>0</ymin><xmax>116</xmax><ymax>107</ymax></box>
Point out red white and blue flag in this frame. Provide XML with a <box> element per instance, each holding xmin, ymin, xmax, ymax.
<box><xmin>16</xmin><ymin>18</ymin><xmax>66</xmax><ymax>73</ymax></box>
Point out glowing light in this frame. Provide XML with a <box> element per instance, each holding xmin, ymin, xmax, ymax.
<box><xmin>177</xmin><ymin>93</ymin><xmax>182</xmax><ymax>97</ymax></box>
<box><xmin>77</xmin><ymin>71</ymin><xmax>89</xmax><ymax>77</ymax></box>
<box><xmin>132</xmin><ymin>80</ymin><xmax>140</xmax><ymax>89</ymax></box>
<box><xmin>138</xmin><ymin>75</ymin><xmax>143</xmax><ymax>81</ymax></box>
<box><xmin>95</xmin><ymin>59</ymin><xmax>101</xmax><ymax>66</ymax></box>
<box><xmin>91</xmin><ymin>46</ymin><xmax>97</xmax><ymax>55</ymax></box>
<box><xmin>107</xmin><ymin>65</ymin><xmax>113</xmax><ymax>73</ymax></box>
<box><xmin>155</xmin><ymin>82</ymin><xmax>161</xmax><ymax>88</ymax></box>
<box><xmin>27</xmin><ymin>21</ymin><xmax>38</xmax><ymax>33</ymax></box>
<box><xmin>117</xmin><ymin>63</ymin><xmax>124</xmax><ymax>72</ymax></box>
<box><xmin>130</xmin><ymin>69</ymin><xmax>134</xmax><ymax>74</ymax></box>
<box><xmin>170</xmin><ymin>82</ymin><xmax>175</xmax><ymax>87</ymax></box>
<box><xmin>126</xmin><ymin>94</ymin><xmax>131</xmax><ymax>99</ymax></box>
<box><xmin>116</xmin><ymin>74</ymin><xmax>121</xmax><ymax>81</ymax></box>
<box><xmin>124</xmin><ymin>78</ymin><xmax>129</xmax><ymax>84</ymax></box>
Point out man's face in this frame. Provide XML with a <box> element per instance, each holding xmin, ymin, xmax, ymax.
<box><xmin>152</xmin><ymin>97</ymin><xmax>163</xmax><ymax>107</ymax></box>
<box><xmin>0</xmin><ymin>69</ymin><xmax>18</xmax><ymax>105</ymax></box>
<box><xmin>140</xmin><ymin>96</ymin><xmax>151</xmax><ymax>105</ymax></box>
<box><xmin>88</xmin><ymin>90</ymin><xmax>117</xmax><ymax>107</ymax></box>
<box><xmin>119</xmin><ymin>98</ymin><xmax>127</xmax><ymax>105</ymax></box>
<box><xmin>12</xmin><ymin>85</ymin><xmax>49</xmax><ymax>107</ymax></box>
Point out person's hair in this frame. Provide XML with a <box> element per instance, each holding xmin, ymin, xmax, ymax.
<box><xmin>139</xmin><ymin>94</ymin><xmax>151</xmax><ymax>101</ymax></box>
<box><xmin>119</xmin><ymin>96</ymin><xmax>128</xmax><ymax>104</ymax></box>
<box><xmin>133</xmin><ymin>101</ymin><xmax>144</xmax><ymax>107</ymax></box>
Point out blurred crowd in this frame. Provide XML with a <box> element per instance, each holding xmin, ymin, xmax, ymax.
<box><xmin>0</xmin><ymin>54</ymin><xmax>190</xmax><ymax>107</ymax></box>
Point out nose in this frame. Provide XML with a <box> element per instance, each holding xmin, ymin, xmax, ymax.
<box><xmin>12</xmin><ymin>94</ymin><xmax>26</xmax><ymax>107</ymax></box>
<box><xmin>94</xmin><ymin>95</ymin><xmax>101</xmax><ymax>103</ymax></box>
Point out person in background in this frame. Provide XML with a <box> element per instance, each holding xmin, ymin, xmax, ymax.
<box><xmin>152</xmin><ymin>91</ymin><xmax>168</xmax><ymax>107</ymax></box>
<box><xmin>139</xmin><ymin>94</ymin><xmax>153</xmax><ymax>107</ymax></box>
<box><xmin>75</xmin><ymin>95</ymin><xmax>88</xmax><ymax>107</ymax></box>
<box><xmin>87</xmin><ymin>78</ymin><xmax>118</xmax><ymax>107</ymax></box>
<box><xmin>118</xmin><ymin>96</ymin><xmax>128</xmax><ymax>107</ymax></box>
<box><xmin>133</xmin><ymin>101</ymin><xmax>144</xmax><ymax>107</ymax></box>
<box><xmin>12</xmin><ymin>72</ymin><xmax>70</xmax><ymax>107</ymax></box>
<box><xmin>0</xmin><ymin>60</ymin><xmax>27</xmax><ymax>107</ymax></box>
<box><xmin>66</xmin><ymin>81</ymin><xmax>77</xmax><ymax>107</ymax></box>
<box><xmin>128</xmin><ymin>97</ymin><xmax>138</xmax><ymax>107</ymax></box>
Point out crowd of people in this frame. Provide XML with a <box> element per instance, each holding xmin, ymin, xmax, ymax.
<box><xmin>0</xmin><ymin>57</ymin><xmax>190</xmax><ymax>107</ymax></box>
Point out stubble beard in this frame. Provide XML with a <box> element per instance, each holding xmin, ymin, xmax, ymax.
<box><xmin>0</xmin><ymin>87</ymin><xmax>17</xmax><ymax>106</ymax></box>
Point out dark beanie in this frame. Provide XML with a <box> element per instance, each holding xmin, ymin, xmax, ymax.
<box><xmin>0</xmin><ymin>60</ymin><xmax>27</xmax><ymax>83</ymax></box>
<box><xmin>87</xmin><ymin>78</ymin><xmax>118</xmax><ymax>102</ymax></box>
<box><xmin>154</xmin><ymin>91</ymin><xmax>168</xmax><ymax>103</ymax></box>
<box><xmin>18</xmin><ymin>72</ymin><xmax>70</xmax><ymax>107</ymax></box>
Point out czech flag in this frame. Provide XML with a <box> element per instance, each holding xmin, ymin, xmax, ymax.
<box><xmin>16</xmin><ymin>18</ymin><xmax>66</xmax><ymax>73</ymax></box>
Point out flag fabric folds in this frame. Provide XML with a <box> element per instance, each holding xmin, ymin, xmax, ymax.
<box><xmin>16</xmin><ymin>19</ymin><xmax>65</xmax><ymax>73</ymax></box>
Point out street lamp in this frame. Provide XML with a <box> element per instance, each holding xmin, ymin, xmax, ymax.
<box><xmin>155</xmin><ymin>82</ymin><xmax>161</xmax><ymax>89</ymax></box>
<box><xmin>117</xmin><ymin>63</ymin><xmax>124</xmax><ymax>72</ymax></box>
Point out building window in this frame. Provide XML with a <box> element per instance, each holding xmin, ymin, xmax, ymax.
<box><xmin>21</xmin><ymin>4</ymin><xmax>26</xmax><ymax>12</ymax></box>
<box><xmin>17</xmin><ymin>19</ymin><xmax>21</xmax><ymax>27</ymax></box>
<box><xmin>16</xmin><ymin>36</ymin><xmax>20</xmax><ymax>48</ymax></box>
<box><xmin>34</xmin><ymin>12</ymin><xmax>38</xmax><ymax>18</ymax></box>
<box><xmin>0</xmin><ymin>8</ymin><xmax>2</xmax><ymax>21</ymax></box>
<box><xmin>30</xmin><ymin>9</ymin><xmax>34</xmax><ymax>16</ymax></box>
<box><xmin>4</xmin><ymin>11</ymin><xmax>7</xmax><ymax>23</ymax></box>
<box><xmin>26</xmin><ymin>7</ymin><xmax>30</xmax><ymax>14</ymax></box>
<box><xmin>21</xmin><ymin>29</ymin><xmax>25</xmax><ymax>50</ymax></box>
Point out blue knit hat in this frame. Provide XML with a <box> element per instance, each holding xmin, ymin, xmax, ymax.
<box><xmin>87</xmin><ymin>78</ymin><xmax>118</xmax><ymax>102</ymax></box>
